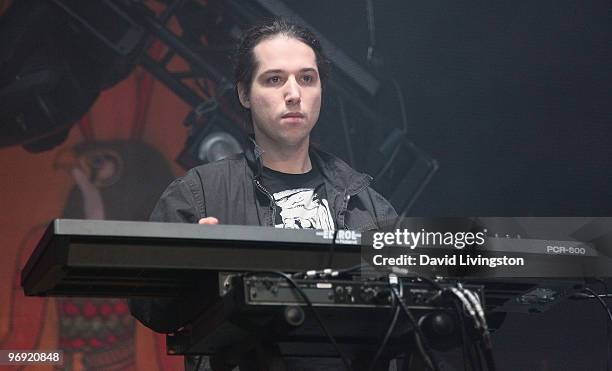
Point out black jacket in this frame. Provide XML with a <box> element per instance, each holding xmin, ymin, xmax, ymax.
<box><xmin>129</xmin><ymin>139</ymin><xmax>397</xmax><ymax>368</ymax></box>
<box><xmin>149</xmin><ymin>139</ymin><xmax>397</xmax><ymax>231</ymax></box>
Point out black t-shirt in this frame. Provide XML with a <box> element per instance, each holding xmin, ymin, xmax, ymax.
<box><xmin>260</xmin><ymin>162</ymin><xmax>335</xmax><ymax>231</ymax></box>
<box><xmin>260</xmin><ymin>164</ymin><xmax>347</xmax><ymax>370</ymax></box>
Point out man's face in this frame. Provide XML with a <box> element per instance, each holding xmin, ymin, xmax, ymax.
<box><xmin>238</xmin><ymin>35</ymin><xmax>322</xmax><ymax>150</ymax></box>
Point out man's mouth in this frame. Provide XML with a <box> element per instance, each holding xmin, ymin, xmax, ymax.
<box><xmin>282</xmin><ymin>112</ymin><xmax>305</xmax><ymax>119</ymax></box>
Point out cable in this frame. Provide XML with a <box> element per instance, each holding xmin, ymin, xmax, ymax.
<box><xmin>368</xmin><ymin>301</ymin><xmax>401</xmax><ymax>371</ymax></box>
<box><xmin>460</xmin><ymin>289</ymin><xmax>490</xmax><ymax>371</ymax></box>
<box><xmin>471</xmin><ymin>342</ymin><xmax>485</xmax><ymax>371</ymax></box>
<box><xmin>243</xmin><ymin>271</ymin><xmax>353</xmax><ymax>371</ymax></box>
<box><xmin>581</xmin><ymin>287</ymin><xmax>612</xmax><ymax>323</ymax></box>
<box><xmin>292</xmin><ymin>263</ymin><xmax>368</xmax><ymax>280</ymax></box>
<box><xmin>460</xmin><ymin>287</ymin><xmax>495</xmax><ymax>371</ymax></box>
<box><xmin>443</xmin><ymin>285</ymin><xmax>491</xmax><ymax>371</ymax></box>
<box><xmin>461</xmin><ymin>289</ymin><xmax>484</xmax><ymax>326</ymax></box>
<box><xmin>453</xmin><ymin>300</ymin><xmax>479</xmax><ymax>371</ymax></box>
<box><xmin>449</xmin><ymin>287</ymin><xmax>486</xmax><ymax>371</ymax></box>
<box><xmin>596</xmin><ymin>279</ymin><xmax>612</xmax><ymax>371</ymax></box>
<box><xmin>456</xmin><ymin>286</ymin><xmax>495</xmax><ymax>371</ymax></box>
<box><xmin>450</xmin><ymin>288</ymin><xmax>479</xmax><ymax>328</ymax></box>
<box><xmin>336</xmin><ymin>263</ymin><xmax>370</xmax><ymax>277</ymax></box>
<box><xmin>327</xmin><ymin>229</ymin><xmax>339</xmax><ymax>268</ymax></box>
<box><xmin>389</xmin><ymin>282</ymin><xmax>440</xmax><ymax>371</ymax></box>
<box><xmin>386</xmin><ymin>267</ymin><xmax>444</xmax><ymax>291</ymax></box>
<box><xmin>583</xmin><ymin>287</ymin><xmax>612</xmax><ymax>371</ymax></box>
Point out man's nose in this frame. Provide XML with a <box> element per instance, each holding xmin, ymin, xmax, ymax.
<box><xmin>284</xmin><ymin>77</ymin><xmax>301</xmax><ymax>105</ymax></box>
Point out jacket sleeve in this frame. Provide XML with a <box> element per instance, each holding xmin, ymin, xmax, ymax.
<box><xmin>128</xmin><ymin>173</ymin><xmax>213</xmax><ymax>333</ymax></box>
<box><xmin>150</xmin><ymin>172</ymin><xmax>205</xmax><ymax>224</ymax></box>
<box><xmin>366</xmin><ymin>187</ymin><xmax>398</xmax><ymax>229</ymax></box>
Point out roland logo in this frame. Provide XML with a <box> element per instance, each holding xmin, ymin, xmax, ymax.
<box><xmin>316</xmin><ymin>230</ymin><xmax>361</xmax><ymax>244</ymax></box>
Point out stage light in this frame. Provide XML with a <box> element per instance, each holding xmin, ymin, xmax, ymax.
<box><xmin>196</xmin><ymin>131</ymin><xmax>243</xmax><ymax>164</ymax></box>
<box><xmin>176</xmin><ymin>103</ymin><xmax>246</xmax><ymax>169</ymax></box>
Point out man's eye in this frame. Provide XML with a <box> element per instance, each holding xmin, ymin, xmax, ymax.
<box><xmin>302</xmin><ymin>75</ymin><xmax>313</xmax><ymax>83</ymax></box>
<box><xmin>267</xmin><ymin>76</ymin><xmax>281</xmax><ymax>84</ymax></box>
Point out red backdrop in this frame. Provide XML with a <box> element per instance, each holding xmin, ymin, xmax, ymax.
<box><xmin>0</xmin><ymin>18</ymin><xmax>205</xmax><ymax>368</ymax></box>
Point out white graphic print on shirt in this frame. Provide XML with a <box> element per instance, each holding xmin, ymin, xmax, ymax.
<box><xmin>272</xmin><ymin>188</ymin><xmax>334</xmax><ymax>230</ymax></box>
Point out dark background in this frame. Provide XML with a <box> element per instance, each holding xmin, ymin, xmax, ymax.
<box><xmin>280</xmin><ymin>2</ymin><xmax>612</xmax><ymax>369</ymax></box>
<box><xmin>293</xmin><ymin>0</ymin><xmax>612</xmax><ymax>216</ymax></box>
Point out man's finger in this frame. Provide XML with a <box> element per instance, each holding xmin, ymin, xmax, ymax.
<box><xmin>198</xmin><ymin>217</ymin><xmax>219</xmax><ymax>225</ymax></box>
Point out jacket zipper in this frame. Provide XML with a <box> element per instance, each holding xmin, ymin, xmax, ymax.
<box><xmin>339</xmin><ymin>181</ymin><xmax>369</xmax><ymax>229</ymax></box>
<box><xmin>253</xmin><ymin>179</ymin><xmax>277</xmax><ymax>226</ymax></box>
<box><xmin>336</xmin><ymin>193</ymin><xmax>351</xmax><ymax>230</ymax></box>
<box><xmin>342</xmin><ymin>194</ymin><xmax>350</xmax><ymax>229</ymax></box>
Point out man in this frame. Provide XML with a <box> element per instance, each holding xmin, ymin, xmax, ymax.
<box><xmin>130</xmin><ymin>19</ymin><xmax>397</xmax><ymax>370</ymax></box>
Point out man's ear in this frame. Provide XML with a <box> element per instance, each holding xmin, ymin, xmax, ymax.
<box><xmin>237</xmin><ymin>83</ymin><xmax>250</xmax><ymax>109</ymax></box>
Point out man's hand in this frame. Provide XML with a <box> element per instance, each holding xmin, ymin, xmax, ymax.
<box><xmin>198</xmin><ymin>217</ymin><xmax>219</xmax><ymax>225</ymax></box>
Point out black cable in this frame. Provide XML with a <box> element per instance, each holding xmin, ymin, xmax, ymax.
<box><xmin>583</xmin><ymin>287</ymin><xmax>612</xmax><ymax>326</ymax></box>
<box><xmin>390</xmin><ymin>285</ymin><xmax>440</xmax><ymax>371</ymax></box>
<box><xmin>481</xmin><ymin>342</ymin><xmax>496</xmax><ymax>371</ymax></box>
<box><xmin>583</xmin><ymin>287</ymin><xmax>612</xmax><ymax>371</ymax></box>
<box><xmin>596</xmin><ymin>279</ymin><xmax>612</xmax><ymax>371</ymax></box>
<box><xmin>336</xmin><ymin>263</ymin><xmax>370</xmax><ymax>276</ymax></box>
<box><xmin>460</xmin><ymin>287</ymin><xmax>495</xmax><ymax>371</ymax></box>
<box><xmin>370</xmin><ymin>273</ymin><xmax>447</xmax><ymax>371</ymax></box>
<box><xmin>385</xmin><ymin>268</ymin><xmax>444</xmax><ymax>292</ymax></box>
<box><xmin>446</xmin><ymin>285</ymin><xmax>488</xmax><ymax>371</ymax></box>
<box><xmin>471</xmin><ymin>342</ymin><xmax>485</xmax><ymax>371</ymax></box>
<box><xmin>243</xmin><ymin>271</ymin><xmax>353</xmax><ymax>371</ymax></box>
<box><xmin>327</xmin><ymin>229</ymin><xmax>339</xmax><ymax>268</ymax></box>
<box><xmin>453</xmin><ymin>300</ymin><xmax>479</xmax><ymax>371</ymax></box>
<box><xmin>290</xmin><ymin>263</ymin><xmax>368</xmax><ymax>281</ymax></box>
<box><xmin>571</xmin><ymin>293</ymin><xmax>612</xmax><ymax>300</ymax></box>
<box><xmin>368</xmin><ymin>302</ymin><xmax>401</xmax><ymax>371</ymax></box>
<box><xmin>452</xmin><ymin>286</ymin><xmax>490</xmax><ymax>371</ymax></box>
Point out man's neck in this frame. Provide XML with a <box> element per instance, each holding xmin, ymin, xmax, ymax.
<box><xmin>254</xmin><ymin>136</ymin><xmax>312</xmax><ymax>174</ymax></box>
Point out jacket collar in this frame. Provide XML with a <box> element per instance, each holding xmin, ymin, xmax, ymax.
<box><xmin>244</xmin><ymin>135</ymin><xmax>264</xmax><ymax>177</ymax></box>
<box><xmin>244</xmin><ymin>136</ymin><xmax>371</xmax><ymax>196</ymax></box>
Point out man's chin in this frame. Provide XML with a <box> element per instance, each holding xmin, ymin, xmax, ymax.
<box><xmin>254</xmin><ymin>126</ymin><xmax>311</xmax><ymax>149</ymax></box>
<box><xmin>275</xmin><ymin>133</ymin><xmax>310</xmax><ymax>148</ymax></box>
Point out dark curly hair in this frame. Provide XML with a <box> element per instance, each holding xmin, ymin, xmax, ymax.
<box><xmin>233</xmin><ymin>18</ymin><xmax>331</xmax><ymax>94</ymax></box>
